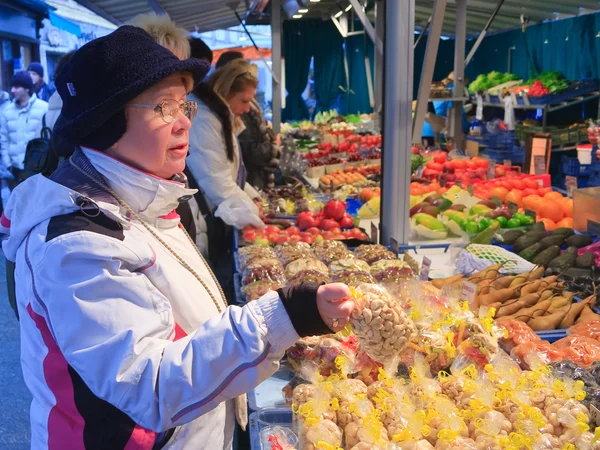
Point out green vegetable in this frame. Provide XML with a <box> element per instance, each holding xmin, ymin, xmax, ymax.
<box><xmin>464</xmin><ymin>220</ymin><xmax>480</xmax><ymax>234</ymax></box>
<box><xmin>496</xmin><ymin>216</ymin><xmax>508</xmax><ymax>228</ymax></box>
<box><xmin>479</xmin><ymin>218</ymin><xmax>494</xmax><ymax>230</ymax></box>
<box><xmin>411</xmin><ymin>155</ymin><xmax>424</xmax><ymax>174</ymax></box>
<box><xmin>468</xmin><ymin>71</ymin><xmax>520</xmax><ymax>94</ymax></box>
<box><xmin>519</xmin><ymin>215</ymin><xmax>535</xmax><ymax>226</ymax></box>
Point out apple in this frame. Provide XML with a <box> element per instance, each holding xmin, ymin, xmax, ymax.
<box><xmin>322</xmin><ymin>231</ymin><xmax>335</xmax><ymax>240</ymax></box>
<box><xmin>301</xmin><ymin>234</ymin><xmax>315</xmax><ymax>245</ymax></box>
<box><xmin>306</xmin><ymin>227</ymin><xmax>321</xmax><ymax>236</ymax></box>
<box><xmin>253</xmin><ymin>237</ymin><xmax>270</xmax><ymax>246</ymax></box>
<box><xmin>329</xmin><ymin>227</ymin><xmax>342</xmax><ymax>235</ymax></box>
<box><xmin>265</xmin><ymin>225</ymin><xmax>280</xmax><ymax>235</ymax></box>
<box><xmin>289</xmin><ymin>235</ymin><xmax>301</xmax><ymax>242</ymax></box>
<box><xmin>286</xmin><ymin>226</ymin><xmax>301</xmax><ymax>235</ymax></box>
<box><xmin>314</xmin><ymin>235</ymin><xmax>324</xmax><ymax>244</ymax></box>
<box><xmin>320</xmin><ymin>218</ymin><xmax>339</xmax><ymax>231</ymax></box>
<box><xmin>243</xmin><ymin>230</ymin><xmax>256</xmax><ymax>242</ymax></box>
<box><xmin>332</xmin><ymin>234</ymin><xmax>346</xmax><ymax>240</ymax></box>
<box><xmin>297</xmin><ymin>211</ymin><xmax>318</xmax><ymax>230</ymax></box>
<box><xmin>275</xmin><ymin>234</ymin><xmax>290</xmax><ymax>245</ymax></box>
<box><xmin>324</xmin><ymin>200</ymin><xmax>346</xmax><ymax>221</ymax></box>
<box><xmin>339</xmin><ymin>214</ymin><xmax>354</xmax><ymax>228</ymax></box>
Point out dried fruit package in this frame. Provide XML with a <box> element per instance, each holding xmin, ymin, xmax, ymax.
<box><xmin>314</xmin><ymin>240</ymin><xmax>355</xmax><ymax>264</ymax></box>
<box><xmin>276</xmin><ymin>241</ymin><xmax>314</xmax><ymax>266</ymax></box>
<box><xmin>353</xmin><ymin>244</ymin><xmax>396</xmax><ymax>265</ymax></box>
<box><xmin>511</xmin><ymin>340</ymin><xmax>565</xmax><ymax>369</ymax></box>
<box><xmin>370</xmin><ymin>259</ymin><xmax>413</xmax><ymax>284</ymax></box>
<box><xmin>241</xmin><ymin>263</ymin><xmax>286</xmax><ymax>287</ymax></box>
<box><xmin>569</xmin><ymin>320</ymin><xmax>600</xmax><ymax>341</ymax></box>
<box><xmin>349</xmin><ymin>284</ymin><xmax>417</xmax><ymax>363</ymax></box>
<box><xmin>554</xmin><ymin>335</ymin><xmax>600</xmax><ymax>367</ymax></box>
<box><xmin>285</xmin><ymin>258</ymin><xmax>329</xmax><ymax>282</ymax></box>
<box><xmin>238</xmin><ymin>245</ymin><xmax>276</xmax><ymax>268</ymax></box>
<box><xmin>242</xmin><ymin>280</ymin><xmax>285</xmax><ymax>302</ymax></box>
<box><xmin>329</xmin><ymin>258</ymin><xmax>376</xmax><ymax>286</ymax></box>
<box><xmin>497</xmin><ymin>319</ymin><xmax>541</xmax><ymax>354</ymax></box>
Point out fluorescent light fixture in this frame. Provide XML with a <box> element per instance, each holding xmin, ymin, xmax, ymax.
<box><xmin>309</xmin><ymin>0</ymin><xmax>320</xmax><ymax>2</ymax></box>
<box><xmin>334</xmin><ymin>10</ymin><xmax>343</xmax><ymax>18</ymax></box>
<box><xmin>298</xmin><ymin>8</ymin><xmax>308</xmax><ymax>13</ymax></box>
<box><xmin>293</xmin><ymin>14</ymin><xmax>303</xmax><ymax>18</ymax></box>
<box><xmin>345</xmin><ymin>4</ymin><xmax>352</xmax><ymax>12</ymax></box>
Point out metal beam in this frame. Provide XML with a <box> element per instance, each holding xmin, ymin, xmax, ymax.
<box><xmin>146</xmin><ymin>0</ymin><xmax>166</xmax><ymax>15</ymax></box>
<box><xmin>412</xmin><ymin>0</ymin><xmax>447</xmax><ymax>145</ymax></box>
<box><xmin>465</xmin><ymin>0</ymin><xmax>506</xmax><ymax>66</ymax></box>
<box><xmin>381</xmin><ymin>0</ymin><xmax>414</xmax><ymax>246</ymax></box>
<box><xmin>348</xmin><ymin>0</ymin><xmax>383</xmax><ymax>54</ymax></box>
<box><xmin>414</xmin><ymin>15</ymin><xmax>432</xmax><ymax>49</ymax></box>
<box><xmin>373</xmin><ymin>0</ymin><xmax>384</xmax><ymax>119</ymax></box>
<box><xmin>271</xmin><ymin>0</ymin><xmax>282</xmax><ymax>135</ymax></box>
<box><xmin>234</xmin><ymin>10</ymin><xmax>279</xmax><ymax>83</ymax></box>
<box><xmin>72</xmin><ymin>0</ymin><xmax>122</xmax><ymax>25</ymax></box>
<box><xmin>451</xmin><ymin>0</ymin><xmax>467</xmax><ymax>145</ymax></box>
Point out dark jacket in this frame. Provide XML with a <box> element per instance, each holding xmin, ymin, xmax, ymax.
<box><xmin>238</xmin><ymin>108</ymin><xmax>278</xmax><ymax>190</ymax></box>
<box><xmin>33</xmin><ymin>81</ymin><xmax>54</xmax><ymax>103</ymax></box>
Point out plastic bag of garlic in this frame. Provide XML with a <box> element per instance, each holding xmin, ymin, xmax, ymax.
<box><xmin>348</xmin><ymin>284</ymin><xmax>418</xmax><ymax>364</ymax></box>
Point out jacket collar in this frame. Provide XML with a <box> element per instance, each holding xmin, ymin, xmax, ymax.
<box><xmin>79</xmin><ymin>148</ymin><xmax>197</xmax><ymax>224</ymax></box>
<box><xmin>13</xmin><ymin>93</ymin><xmax>38</xmax><ymax>111</ymax></box>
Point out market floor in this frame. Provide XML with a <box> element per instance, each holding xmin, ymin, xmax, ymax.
<box><xmin>0</xmin><ymin>255</ymin><xmax>31</xmax><ymax>450</ymax></box>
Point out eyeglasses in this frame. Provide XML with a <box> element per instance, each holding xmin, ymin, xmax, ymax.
<box><xmin>128</xmin><ymin>99</ymin><xmax>198</xmax><ymax>124</ymax></box>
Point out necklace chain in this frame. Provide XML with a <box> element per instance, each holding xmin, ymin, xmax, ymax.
<box><xmin>70</xmin><ymin>160</ymin><xmax>226</xmax><ymax>314</ymax></box>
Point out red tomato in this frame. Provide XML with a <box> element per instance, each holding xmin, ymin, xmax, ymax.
<box><xmin>538</xmin><ymin>187</ymin><xmax>552</xmax><ymax>196</ymax></box>
<box><xmin>306</xmin><ymin>227</ymin><xmax>321</xmax><ymax>235</ymax></box>
<box><xmin>265</xmin><ymin>225</ymin><xmax>281</xmax><ymax>235</ymax></box>
<box><xmin>512</xmin><ymin>179</ymin><xmax>525</xmax><ymax>190</ymax></box>
<box><xmin>320</xmin><ymin>219</ymin><xmax>339</xmax><ymax>231</ymax></box>
<box><xmin>433</xmin><ymin>153</ymin><xmax>447</xmax><ymax>164</ymax></box>
<box><xmin>521</xmin><ymin>188</ymin><xmax>538</xmax><ymax>198</ymax></box>
<box><xmin>286</xmin><ymin>226</ymin><xmax>301</xmax><ymax>235</ymax></box>
<box><xmin>524</xmin><ymin>178</ymin><xmax>540</xmax><ymax>189</ymax></box>
<box><xmin>428</xmin><ymin>162</ymin><xmax>444</xmax><ymax>172</ymax></box>
<box><xmin>324</xmin><ymin>200</ymin><xmax>346</xmax><ymax>221</ymax></box>
<box><xmin>452</xmin><ymin>159</ymin><xmax>467</xmax><ymax>170</ymax></box>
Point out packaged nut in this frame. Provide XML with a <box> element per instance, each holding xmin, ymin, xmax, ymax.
<box><xmin>298</xmin><ymin>419</ymin><xmax>342</xmax><ymax>450</ymax></box>
<box><xmin>241</xmin><ymin>264</ymin><xmax>286</xmax><ymax>286</ymax></box>
<box><xmin>370</xmin><ymin>259</ymin><xmax>413</xmax><ymax>283</ymax></box>
<box><xmin>354</xmin><ymin>244</ymin><xmax>396</xmax><ymax>265</ymax></box>
<box><xmin>241</xmin><ymin>280</ymin><xmax>284</xmax><ymax>302</ymax></box>
<box><xmin>314</xmin><ymin>240</ymin><xmax>354</xmax><ymax>264</ymax></box>
<box><xmin>349</xmin><ymin>284</ymin><xmax>417</xmax><ymax>363</ymax></box>
<box><xmin>329</xmin><ymin>258</ymin><xmax>371</xmax><ymax>276</ymax></box>
<box><xmin>238</xmin><ymin>245</ymin><xmax>276</xmax><ymax>268</ymax></box>
<box><xmin>276</xmin><ymin>241</ymin><xmax>314</xmax><ymax>266</ymax></box>
<box><xmin>285</xmin><ymin>258</ymin><xmax>329</xmax><ymax>281</ymax></box>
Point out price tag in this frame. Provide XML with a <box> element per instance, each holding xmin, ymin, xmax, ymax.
<box><xmin>491</xmin><ymin>196</ymin><xmax>503</xmax><ymax>208</ymax></box>
<box><xmin>420</xmin><ymin>257</ymin><xmax>431</xmax><ymax>281</ymax></box>
<box><xmin>591</xmin><ymin>405</ymin><xmax>600</xmax><ymax>427</ymax></box>
<box><xmin>503</xmin><ymin>159</ymin><xmax>512</xmax><ymax>168</ymax></box>
<box><xmin>565</xmin><ymin>176</ymin><xmax>578</xmax><ymax>197</ymax></box>
<box><xmin>588</xmin><ymin>220</ymin><xmax>600</xmax><ymax>236</ymax></box>
<box><xmin>415</xmin><ymin>166</ymin><xmax>425</xmax><ymax>179</ymax></box>
<box><xmin>524</xmin><ymin>209</ymin><xmax>536</xmax><ymax>218</ymax></box>
<box><xmin>487</xmin><ymin>160</ymin><xmax>496</xmax><ymax>179</ymax></box>
<box><xmin>330</xmin><ymin>180</ymin><xmax>334</xmax><ymax>192</ymax></box>
<box><xmin>439</xmin><ymin>177</ymin><xmax>446</xmax><ymax>187</ymax></box>
<box><xmin>371</xmin><ymin>222</ymin><xmax>378</xmax><ymax>244</ymax></box>
<box><xmin>461</xmin><ymin>281</ymin><xmax>477</xmax><ymax>306</ymax></box>
<box><xmin>508</xmin><ymin>202</ymin><xmax>518</xmax><ymax>215</ymax></box>
<box><xmin>533</xmin><ymin>155</ymin><xmax>546</xmax><ymax>175</ymax></box>
<box><xmin>390</xmin><ymin>237</ymin><xmax>399</xmax><ymax>256</ymax></box>
<box><xmin>467</xmin><ymin>184</ymin><xmax>475</xmax><ymax>196</ymax></box>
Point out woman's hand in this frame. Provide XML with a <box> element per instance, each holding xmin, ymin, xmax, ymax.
<box><xmin>316</xmin><ymin>283</ymin><xmax>354</xmax><ymax>333</ymax></box>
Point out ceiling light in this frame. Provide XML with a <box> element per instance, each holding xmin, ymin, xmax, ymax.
<box><xmin>293</xmin><ymin>14</ymin><xmax>303</xmax><ymax>18</ymax></box>
<box><xmin>309</xmin><ymin>0</ymin><xmax>320</xmax><ymax>2</ymax></box>
<box><xmin>345</xmin><ymin>4</ymin><xmax>352</xmax><ymax>12</ymax></box>
<box><xmin>298</xmin><ymin>8</ymin><xmax>308</xmax><ymax>13</ymax></box>
<box><xmin>334</xmin><ymin>10</ymin><xmax>343</xmax><ymax>18</ymax></box>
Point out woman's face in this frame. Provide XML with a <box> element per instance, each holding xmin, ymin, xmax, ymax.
<box><xmin>108</xmin><ymin>74</ymin><xmax>191</xmax><ymax>179</ymax></box>
<box><xmin>227</xmin><ymin>86</ymin><xmax>256</xmax><ymax>117</ymax></box>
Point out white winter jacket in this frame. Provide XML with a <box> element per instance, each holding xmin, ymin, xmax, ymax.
<box><xmin>45</xmin><ymin>91</ymin><xmax>62</xmax><ymax>131</ymax></box>
<box><xmin>187</xmin><ymin>95</ymin><xmax>261</xmax><ymax>216</ymax></box>
<box><xmin>2</xmin><ymin>147</ymin><xmax>300</xmax><ymax>449</ymax></box>
<box><xmin>0</xmin><ymin>93</ymin><xmax>48</xmax><ymax>170</ymax></box>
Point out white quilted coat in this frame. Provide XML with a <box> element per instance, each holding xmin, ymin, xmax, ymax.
<box><xmin>0</xmin><ymin>94</ymin><xmax>48</xmax><ymax>170</ymax></box>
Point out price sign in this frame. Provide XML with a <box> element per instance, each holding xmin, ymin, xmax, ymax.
<box><xmin>565</xmin><ymin>176</ymin><xmax>578</xmax><ymax>197</ymax></box>
<box><xmin>461</xmin><ymin>281</ymin><xmax>477</xmax><ymax>307</ymax></box>
<box><xmin>588</xmin><ymin>220</ymin><xmax>600</xmax><ymax>236</ymax></box>
<box><xmin>508</xmin><ymin>202</ymin><xmax>518</xmax><ymax>215</ymax></box>
<box><xmin>487</xmin><ymin>160</ymin><xmax>496</xmax><ymax>179</ymax></box>
<box><xmin>371</xmin><ymin>222</ymin><xmax>378</xmax><ymax>244</ymax></box>
<box><xmin>390</xmin><ymin>237</ymin><xmax>399</xmax><ymax>256</ymax></box>
<box><xmin>591</xmin><ymin>405</ymin><xmax>600</xmax><ymax>427</ymax></box>
<box><xmin>439</xmin><ymin>177</ymin><xmax>446</xmax><ymax>187</ymax></box>
<box><xmin>503</xmin><ymin>159</ymin><xmax>512</xmax><ymax>168</ymax></box>
<box><xmin>467</xmin><ymin>184</ymin><xmax>475</xmax><ymax>196</ymax></box>
<box><xmin>524</xmin><ymin>209</ymin><xmax>537</xmax><ymax>218</ymax></box>
<box><xmin>533</xmin><ymin>155</ymin><xmax>546</xmax><ymax>175</ymax></box>
<box><xmin>420</xmin><ymin>257</ymin><xmax>431</xmax><ymax>281</ymax></box>
<box><xmin>491</xmin><ymin>196</ymin><xmax>503</xmax><ymax>208</ymax></box>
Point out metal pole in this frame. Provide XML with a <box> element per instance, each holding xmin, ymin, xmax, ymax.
<box><xmin>271</xmin><ymin>0</ymin><xmax>282</xmax><ymax>134</ymax></box>
<box><xmin>451</xmin><ymin>0</ymin><xmax>467</xmax><ymax>146</ymax></box>
<box><xmin>465</xmin><ymin>0</ymin><xmax>506</xmax><ymax>67</ymax></box>
<box><xmin>412</xmin><ymin>0</ymin><xmax>447</xmax><ymax>145</ymax></box>
<box><xmin>381</xmin><ymin>0</ymin><xmax>415</xmax><ymax>246</ymax></box>
<box><xmin>235</xmin><ymin>11</ymin><xmax>279</xmax><ymax>83</ymax></box>
<box><xmin>374</xmin><ymin>0</ymin><xmax>385</xmax><ymax>122</ymax></box>
<box><xmin>414</xmin><ymin>15</ymin><xmax>432</xmax><ymax>49</ymax></box>
<box><xmin>348</xmin><ymin>0</ymin><xmax>383</xmax><ymax>54</ymax></box>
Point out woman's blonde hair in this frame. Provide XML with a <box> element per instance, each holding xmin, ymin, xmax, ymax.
<box><xmin>128</xmin><ymin>13</ymin><xmax>191</xmax><ymax>60</ymax></box>
<box><xmin>207</xmin><ymin>59</ymin><xmax>258</xmax><ymax>102</ymax></box>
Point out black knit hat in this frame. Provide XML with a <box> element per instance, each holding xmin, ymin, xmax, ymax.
<box><xmin>11</xmin><ymin>71</ymin><xmax>33</xmax><ymax>92</ymax></box>
<box><xmin>28</xmin><ymin>62</ymin><xmax>44</xmax><ymax>77</ymax></box>
<box><xmin>55</xmin><ymin>26</ymin><xmax>211</xmax><ymax>150</ymax></box>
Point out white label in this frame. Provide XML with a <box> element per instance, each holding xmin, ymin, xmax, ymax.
<box><xmin>420</xmin><ymin>257</ymin><xmax>432</xmax><ymax>281</ymax></box>
<box><xmin>390</xmin><ymin>237</ymin><xmax>399</xmax><ymax>255</ymax></box>
<box><xmin>476</xmin><ymin>94</ymin><xmax>484</xmax><ymax>120</ymax></box>
<box><xmin>487</xmin><ymin>160</ymin><xmax>496</xmax><ymax>179</ymax></box>
<box><xmin>591</xmin><ymin>405</ymin><xmax>600</xmax><ymax>427</ymax></box>
<box><xmin>461</xmin><ymin>281</ymin><xmax>477</xmax><ymax>306</ymax></box>
<box><xmin>371</xmin><ymin>222</ymin><xmax>378</xmax><ymax>244</ymax></box>
<box><xmin>566</xmin><ymin>176</ymin><xmax>578</xmax><ymax>197</ymax></box>
<box><xmin>503</xmin><ymin>95</ymin><xmax>516</xmax><ymax>130</ymax></box>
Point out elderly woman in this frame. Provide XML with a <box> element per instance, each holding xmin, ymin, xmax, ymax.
<box><xmin>2</xmin><ymin>27</ymin><xmax>353</xmax><ymax>449</ymax></box>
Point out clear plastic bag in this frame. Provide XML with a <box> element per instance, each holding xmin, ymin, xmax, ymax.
<box><xmin>314</xmin><ymin>240</ymin><xmax>354</xmax><ymax>265</ymax></box>
<box><xmin>285</xmin><ymin>258</ymin><xmax>329</xmax><ymax>281</ymax></box>
<box><xmin>276</xmin><ymin>241</ymin><xmax>314</xmax><ymax>266</ymax></box>
<box><xmin>242</xmin><ymin>280</ymin><xmax>284</xmax><ymax>302</ymax></box>
<box><xmin>554</xmin><ymin>335</ymin><xmax>600</xmax><ymax>368</ymax></box>
<box><xmin>353</xmin><ymin>244</ymin><xmax>396</xmax><ymax>265</ymax></box>
<box><xmin>214</xmin><ymin>195</ymin><xmax>264</xmax><ymax>229</ymax></box>
<box><xmin>238</xmin><ymin>245</ymin><xmax>277</xmax><ymax>268</ymax></box>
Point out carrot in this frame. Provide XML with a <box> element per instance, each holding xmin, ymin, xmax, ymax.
<box><xmin>528</xmin><ymin>266</ymin><xmax>545</xmax><ymax>281</ymax></box>
<box><xmin>478</xmin><ymin>288</ymin><xmax>516</xmax><ymax>307</ymax></box>
<box><xmin>558</xmin><ymin>296</ymin><xmax>595</xmax><ymax>329</ymax></box>
<box><xmin>529</xmin><ymin>306</ymin><xmax>570</xmax><ymax>331</ymax></box>
<box><xmin>495</xmin><ymin>293</ymin><xmax>541</xmax><ymax>318</ymax></box>
<box><xmin>431</xmin><ymin>274</ymin><xmax>464</xmax><ymax>289</ymax></box>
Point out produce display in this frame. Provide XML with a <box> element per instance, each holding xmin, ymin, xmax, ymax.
<box><xmin>468</xmin><ymin>71</ymin><xmax>521</xmax><ymax>94</ymax></box>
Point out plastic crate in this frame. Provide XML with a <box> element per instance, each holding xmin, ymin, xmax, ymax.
<box><xmin>481</xmin><ymin>146</ymin><xmax>524</xmax><ymax>164</ymax></box>
<box><xmin>467</xmin><ymin>130</ymin><xmax>517</xmax><ymax>150</ymax></box>
<box><xmin>516</xmin><ymin>124</ymin><xmax>588</xmax><ymax>146</ymax></box>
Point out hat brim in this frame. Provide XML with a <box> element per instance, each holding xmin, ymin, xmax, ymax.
<box><xmin>55</xmin><ymin>57</ymin><xmax>210</xmax><ymax>144</ymax></box>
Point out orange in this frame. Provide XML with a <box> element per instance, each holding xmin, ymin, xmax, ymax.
<box><xmin>491</xmin><ymin>187</ymin><xmax>509</xmax><ymax>202</ymax></box>
<box><xmin>561</xmin><ymin>199</ymin><xmax>573</xmax><ymax>218</ymax></box>
<box><xmin>505</xmin><ymin>190</ymin><xmax>523</xmax><ymax>207</ymax></box>
<box><xmin>556</xmin><ymin>217</ymin><xmax>574</xmax><ymax>228</ymax></box>
<box><xmin>537</xmin><ymin>202</ymin><xmax>564</xmax><ymax>223</ymax></box>
<box><xmin>544</xmin><ymin>191</ymin><xmax>564</xmax><ymax>201</ymax></box>
<box><xmin>524</xmin><ymin>178</ymin><xmax>540</xmax><ymax>189</ymax></box>
<box><xmin>538</xmin><ymin>218</ymin><xmax>557</xmax><ymax>231</ymax></box>
<box><xmin>523</xmin><ymin>195</ymin><xmax>543</xmax><ymax>211</ymax></box>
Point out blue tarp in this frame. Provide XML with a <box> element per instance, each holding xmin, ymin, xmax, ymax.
<box><xmin>49</xmin><ymin>10</ymin><xmax>81</xmax><ymax>37</ymax></box>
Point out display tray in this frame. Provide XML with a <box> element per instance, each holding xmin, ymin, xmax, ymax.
<box><xmin>249</xmin><ymin>407</ymin><xmax>295</xmax><ymax>450</ymax></box>
<box><xmin>248</xmin><ymin>365</ymin><xmax>293</xmax><ymax>411</ymax></box>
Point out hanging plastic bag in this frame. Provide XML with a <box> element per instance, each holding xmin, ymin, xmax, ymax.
<box><xmin>214</xmin><ymin>196</ymin><xmax>265</xmax><ymax>229</ymax></box>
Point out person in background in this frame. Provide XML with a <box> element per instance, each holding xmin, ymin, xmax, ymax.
<box><xmin>0</xmin><ymin>71</ymin><xmax>48</xmax><ymax>206</ymax></box>
<box><xmin>45</xmin><ymin>52</ymin><xmax>75</xmax><ymax>131</ymax></box>
<box><xmin>213</xmin><ymin>51</ymin><xmax>281</xmax><ymax>190</ymax></box>
<box><xmin>27</xmin><ymin>62</ymin><xmax>54</xmax><ymax>102</ymax></box>
<box><xmin>190</xmin><ymin>37</ymin><xmax>213</xmax><ymax>64</ymax></box>
<box><xmin>2</xmin><ymin>26</ymin><xmax>354</xmax><ymax>449</ymax></box>
<box><xmin>0</xmin><ymin>90</ymin><xmax>9</xmax><ymax>112</ymax></box>
<box><xmin>215</xmin><ymin>50</ymin><xmax>244</xmax><ymax>69</ymax></box>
